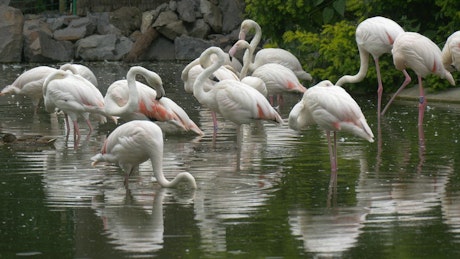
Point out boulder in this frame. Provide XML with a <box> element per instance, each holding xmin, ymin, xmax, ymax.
<box><xmin>109</xmin><ymin>7</ymin><xmax>142</xmax><ymax>36</ymax></box>
<box><xmin>219</xmin><ymin>0</ymin><xmax>244</xmax><ymax>33</ymax></box>
<box><xmin>0</xmin><ymin>6</ymin><xmax>24</xmax><ymax>62</ymax></box>
<box><xmin>174</xmin><ymin>35</ymin><xmax>212</xmax><ymax>60</ymax></box>
<box><xmin>153</xmin><ymin>10</ymin><xmax>187</xmax><ymax>40</ymax></box>
<box><xmin>88</xmin><ymin>12</ymin><xmax>121</xmax><ymax>35</ymax></box>
<box><xmin>24</xmin><ymin>31</ymin><xmax>74</xmax><ymax>62</ymax></box>
<box><xmin>75</xmin><ymin>34</ymin><xmax>132</xmax><ymax>61</ymax></box>
<box><xmin>54</xmin><ymin>16</ymin><xmax>96</xmax><ymax>41</ymax></box>
<box><xmin>187</xmin><ymin>18</ymin><xmax>211</xmax><ymax>39</ymax></box>
<box><xmin>23</xmin><ymin>17</ymin><xmax>74</xmax><ymax>62</ymax></box>
<box><xmin>200</xmin><ymin>0</ymin><xmax>222</xmax><ymax>33</ymax></box>
<box><xmin>176</xmin><ymin>0</ymin><xmax>199</xmax><ymax>23</ymax></box>
<box><xmin>141</xmin><ymin>35</ymin><xmax>176</xmax><ymax>61</ymax></box>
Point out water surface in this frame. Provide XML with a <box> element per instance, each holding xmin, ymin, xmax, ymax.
<box><xmin>1</xmin><ymin>62</ymin><xmax>460</xmax><ymax>258</ymax></box>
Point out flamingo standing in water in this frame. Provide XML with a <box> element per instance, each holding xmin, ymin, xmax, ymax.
<box><xmin>381</xmin><ymin>32</ymin><xmax>455</xmax><ymax>129</ymax></box>
<box><xmin>59</xmin><ymin>63</ymin><xmax>99</xmax><ymax>87</ymax></box>
<box><xmin>43</xmin><ymin>70</ymin><xmax>112</xmax><ymax>141</ymax></box>
<box><xmin>1</xmin><ymin>66</ymin><xmax>58</xmax><ymax>113</ymax></box>
<box><xmin>442</xmin><ymin>31</ymin><xmax>460</xmax><ymax>72</ymax></box>
<box><xmin>336</xmin><ymin>16</ymin><xmax>405</xmax><ymax>123</ymax></box>
<box><xmin>288</xmin><ymin>80</ymin><xmax>374</xmax><ymax>172</ymax></box>
<box><xmin>105</xmin><ymin>66</ymin><xmax>203</xmax><ymax>135</ymax></box>
<box><xmin>194</xmin><ymin>46</ymin><xmax>283</xmax><ymax>136</ymax></box>
<box><xmin>1</xmin><ymin>64</ymin><xmax>99</xmax><ymax>114</ymax></box>
<box><xmin>229</xmin><ymin>39</ymin><xmax>306</xmax><ymax>106</ymax></box>
<box><xmin>91</xmin><ymin>120</ymin><xmax>197</xmax><ymax>188</ymax></box>
<box><xmin>238</xmin><ymin>19</ymin><xmax>312</xmax><ymax>81</ymax></box>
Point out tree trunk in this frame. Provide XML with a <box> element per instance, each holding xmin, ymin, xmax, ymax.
<box><xmin>124</xmin><ymin>27</ymin><xmax>159</xmax><ymax>62</ymax></box>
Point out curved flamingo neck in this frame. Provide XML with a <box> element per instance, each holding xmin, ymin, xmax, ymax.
<box><xmin>247</xmin><ymin>20</ymin><xmax>262</xmax><ymax>54</ymax></box>
<box><xmin>106</xmin><ymin>68</ymin><xmax>141</xmax><ymax>116</ymax></box>
<box><xmin>336</xmin><ymin>45</ymin><xmax>370</xmax><ymax>86</ymax></box>
<box><xmin>240</xmin><ymin>41</ymin><xmax>254</xmax><ymax>78</ymax></box>
<box><xmin>149</xmin><ymin>149</ymin><xmax>197</xmax><ymax>188</ymax></box>
<box><xmin>194</xmin><ymin>48</ymin><xmax>226</xmax><ymax>102</ymax></box>
<box><xmin>181</xmin><ymin>58</ymin><xmax>200</xmax><ymax>82</ymax></box>
<box><xmin>60</xmin><ymin>63</ymin><xmax>78</xmax><ymax>74</ymax></box>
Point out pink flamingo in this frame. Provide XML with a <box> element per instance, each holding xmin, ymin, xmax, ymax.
<box><xmin>381</xmin><ymin>32</ymin><xmax>455</xmax><ymax>130</ymax></box>
<box><xmin>91</xmin><ymin>120</ymin><xmax>197</xmax><ymax>188</ymax></box>
<box><xmin>105</xmin><ymin>66</ymin><xmax>203</xmax><ymax>135</ymax></box>
<box><xmin>238</xmin><ymin>19</ymin><xmax>312</xmax><ymax>81</ymax></box>
<box><xmin>1</xmin><ymin>66</ymin><xmax>58</xmax><ymax>113</ymax></box>
<box><xmin>194</xmin><ymin>46</ymin><xmax>283</xmax><ymax>136</ymax></box>
<box><xmin>42</xmin><ymin>70</ymin><xmax>112</xmax><ymax>140</ymax></box>
<box><xmin>336</xmin><ymin>16</ymin><xmax>405</xmax><ymax>122</ymax></box>
<box><xmin>442</xmin><ymin>31</ymin><xmax>460</xmax><ymax>72</ymax></box>
<box><xmin>288</xmin><ymin>80</ymin><xmax>374</xmax><ymax>172</ymax></box>
<box><xmin>229</xmin><ymin>39</ymin><xmax>306</xmax><ymax>106</ymax></box>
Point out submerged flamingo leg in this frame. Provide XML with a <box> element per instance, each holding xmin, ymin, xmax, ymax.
<box><xmin>417</xmin><ymin>75</ymin><xmax>426</xmax><ymax>128</ymax></box>
<box><xmin>211</xmin><ymin>111</ymin><xmax>218</xmax><ymax>133</ymax></box>
<box><xmin>381</xmin><ymin>69</ymin><xmax>412</xmax><ymax>115</ymax></box>
<box><xmin>85</xmin><ymin>119</ymin><xmax>94</xmax><ymax>134</ymax></box>
<box><xmin>73</xmin><ymin>120</ymin><xmax>81</xmax><ymax>139</ymax></box>
<box><xmin>374</xmin><ymin>57</ymin><xmax>383</xmax><ymax>123</ymax></box>
<box><xmin>326</xmin><ymin>131</ymin><xmax>337</xmax><ymax>172</ymax></box>
<box><xmin>334</xmin><ymin>132</ymin><xmax>338</xmax><ymax>171</ymax></box>
<box><xmin>64</xmin><ymin>114</ymin><xmax>71</xmax><ymax>137</ymax></box>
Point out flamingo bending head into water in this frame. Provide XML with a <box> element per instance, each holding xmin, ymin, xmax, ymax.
<box><xmin>289</xmin><ymin>80</ymin><xmax>374</xmax><ymax>172</ymax></box>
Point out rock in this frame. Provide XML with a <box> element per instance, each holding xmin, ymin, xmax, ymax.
<box><xmin>0</xmin><ymin>0</ymin><xmax>244</xmax><ymax>63</ymax></box>
<box><xmin>88</xmin><ymin>12</ymin><xmax>121</xmax><ymax>35</ymax></box>
<box><xmin>109</xmin><ymin>6</ymin><xmax>142</xmax><ymax>36</ymax></box>
<box><xmin>153</xmin><ymin>10</ymin><xmax>178</xmax><ymax>27</ymax></box>
<box><xmin>153</xmin><ymin>10</ymin><xmax>187</xmax><ymax>40</ymax></box>
<box><xmin>219</xmin><ymin>0</ymin><xmax>244</xmax><ymax>33</ymax></box>
<box><xmin>115</xmin><ymin>36</ymin><xmax>133</xmax><ymax>60</ymax></box>
<box><xmin>24</xmin><ymin>31</ymin><xmax>74</xmax><ymax>62</ymax></box>
<box><xmin>174</xmin><ymin>35</ymin><xmax>212</xmax><ymax>60</ymax></box>
<box><xmin>141</xmin><ymin>11</ymin><xmax>154</xmax><ymax>33</ymax></box>
<box><xmin>177</xmin><ymin>0</ymin><xmax>199</xmax><ymax>23</ymax></box>
<box><xmin>53</xmin><ymin>17</ymin><xmax>96</xmax><ymax>41</ymax></box>
<box><xmin>75</xmin><ymin>34</ymin><xmax>132</xmax><ymax>61</ymax></box>
<box><xmin>188</xmin><ymin>18</ymin><xmax>211</xmax><ymax>38</ymax></box>
<box><xmin>0</xmin><ymin>6</ymin><xmax>24</xmax><ymax>62</ymax></box>
<box><xmin>23</xmin><ymin>17</ymin><xmax>74</xmax><ymax>62</ymax></box>
<box><xmin>141</xmin><ymin>35</ymin><xmax>176</xmax><ymax>61</ymax></box>
<box><xmin>200</xmin><ymin>0</ymin><xmax>222</xmax><ymax>33</ymax></box>
<box><xmin>23</xmin><ymin>17</ymin><xmax>53</xmax><ymax>38</ymax></box>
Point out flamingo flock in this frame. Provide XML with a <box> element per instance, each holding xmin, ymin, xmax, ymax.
<box><xmin>0</xmin><ymin>17</ymin><xmax>458</xmax><ymax>188</ymax></box>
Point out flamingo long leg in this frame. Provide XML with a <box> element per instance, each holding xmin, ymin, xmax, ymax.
<box><xmin>374</xmin><ymin>57</ymin><xmax>383</xmax><ymax>124</ymax></box>
<box><xmin>326</xmin><ymin>131</ymin><xmax>338</xmax><ymax>172</ymax></box>
<box><xmin>72</xmin><ymin>120</ymin><xmax>81</xmax><ymax>139</ymax></box>
<box><xmin>85</xmin><ymin>119</ymin><xmax>94</xmax><ymax>134</ymax></box>
<box><xmin>381</xmin><ymin>69</ymin><xmax>412</xmax><ymax>115</ymax></box>
<box><xmin>64</xmin><ymin>114</ymin><xmax>71</xmax><ymax>137</ymax></box>
<box><xmin>417</xmin><ymin>75</ymin><xmax>426</xmax><ymax>128</ymax></box>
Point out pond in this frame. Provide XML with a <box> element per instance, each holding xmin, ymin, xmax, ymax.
<box><xmin>1</xmin><ymin>62</ymin><xmax>460</xmax><ymax>258</ymax></box>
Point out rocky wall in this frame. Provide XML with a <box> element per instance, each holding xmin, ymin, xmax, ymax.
<box><xmin>0</xmin><ymin>0</ymin><xmax>245</xmax><ymax>63</ymax></box>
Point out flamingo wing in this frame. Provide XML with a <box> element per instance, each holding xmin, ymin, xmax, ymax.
<box><xmin>215</xmin><ymin>80</ymin><xmax>282</xmax><ymax>124</ymax></box>
<box><xmin>303</xmin><ymin>81</ymin><xmax>374</xmax><ymax>142</ymax></box>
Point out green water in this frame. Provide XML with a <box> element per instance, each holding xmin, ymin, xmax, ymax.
<box><xmin>1</xmin><ymin>62</ymin><xmax>460</xmax><ymax>258</ymax></box>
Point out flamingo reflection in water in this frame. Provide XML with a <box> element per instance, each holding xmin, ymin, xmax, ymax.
<box><xmin>91</xmin><ymin>187</ymin><xmax>195</xmax><ymax>255</ymax></box>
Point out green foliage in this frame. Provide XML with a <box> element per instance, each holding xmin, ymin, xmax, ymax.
<box><xmin>245</xmin><ymin>0</ymin><xmax>346</xmax><ymax>44</ymax></box>
<box><xmin>283</xmin><ymin>21</ymin><xmax>402</xmax><ymax>93</ymax></box>
<box><xmin>245</xmin><ymin>0</ymin><xmax>460</xmax><ymax>93</ymax></box>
